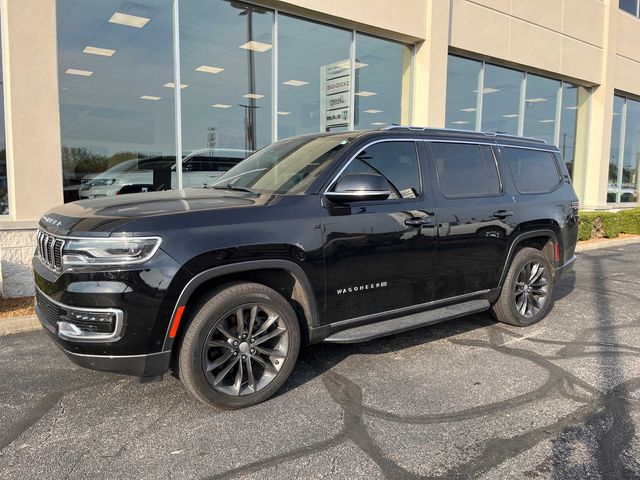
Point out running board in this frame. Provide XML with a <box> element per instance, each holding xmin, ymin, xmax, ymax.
<box><xmin>324</xmin><ymin>299</ymin><xmax>490</xmax><ymax>344</ymax></box>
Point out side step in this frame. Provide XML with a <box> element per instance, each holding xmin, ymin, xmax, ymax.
<box><xmin>324</xmin><ymin>299</ymin><xmax>490</xmax><ymax>344</ymax></box>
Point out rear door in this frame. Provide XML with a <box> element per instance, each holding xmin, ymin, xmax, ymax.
<box><xmin>424</xmin><ymin>141</ymin><xmax>519</xmax><ymax>299</ymax></box>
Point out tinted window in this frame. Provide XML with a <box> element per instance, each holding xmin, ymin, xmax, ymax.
<box><xmin>505</xmin><ymin>148</ymin><xmax>561</xmax><ymax>193</ymax></box>
<box><xmin>341</xmin><ymin>142</ymin><xmax>420</xmax><ymax>199</ymax></box>
<box><xmin>432</xmin><ymin>143</ymin><xmax>501</xmax><ymax>197</ymax></box>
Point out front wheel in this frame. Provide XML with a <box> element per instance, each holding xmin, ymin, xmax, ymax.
<box><xmin>492</xmin><ymin>247</ymin><xmax>554</xmax><ymax>327</ymax></box>
<box><xmin>178</xmin><ymin>282</ymin><xmax>300</xmax><ymax>409</ymax></box>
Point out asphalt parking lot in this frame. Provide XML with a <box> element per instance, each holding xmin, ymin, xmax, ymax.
<box><xmin>1</xmin><ymin>244</ymin><xmax>640</xmax><ymax>479</ymax></box>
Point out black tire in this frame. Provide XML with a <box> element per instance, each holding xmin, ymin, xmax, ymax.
<box><xmin>178</xmin><ymin>282</ymin><xmax>300</xmax><ymax>409</ymax></box>
<box><xmin>492</xmin><ymin>247</ymin><xmax>554</xmax><ymax>327</ymax></box>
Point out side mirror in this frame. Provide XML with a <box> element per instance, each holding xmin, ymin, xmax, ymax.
<box><xmin>324</xmin><ymin>173</ymin><xmax>390</xmax><ymax>204</ymax></box>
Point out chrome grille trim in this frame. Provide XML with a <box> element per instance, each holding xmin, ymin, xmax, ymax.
<box><xmin>36</xmin><ymin>229</ymin><xmax>65</xmax><ymax>271</ymax></box>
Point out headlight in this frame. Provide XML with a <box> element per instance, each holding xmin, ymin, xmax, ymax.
<box><xmin>89</xmin><ymin>178</ymin><xmax>117</xmax><ymax>187</ymax></box>
<box><xmin>62</xmin><ymin>237</ymin><xmax>161</xmax><ymax>266</ymax></box>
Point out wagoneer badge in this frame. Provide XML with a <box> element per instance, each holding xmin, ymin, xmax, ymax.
<box><xmin>337</xmin><ymin>282</ymin><xmax>387</xmax><ymax>295</ymax></box>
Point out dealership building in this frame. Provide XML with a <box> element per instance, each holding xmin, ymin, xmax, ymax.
<box><xmin>0</xmin><ymin>0</ymin><xmax>638</xmax><ymax>297</ymax></box>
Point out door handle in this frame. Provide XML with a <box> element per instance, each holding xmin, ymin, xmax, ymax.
<box><xmin>404</xmin><ymin>217</ymin><xmax>431</xmax><ymax>228</ymax></box>
<box><xmin>493</xmin><ymin>210</ymin><xmax>514</xmax><ymax>219</ymax></box>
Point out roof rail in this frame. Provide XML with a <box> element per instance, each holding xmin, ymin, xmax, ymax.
<box><xmin>378</xmin><ymin>125</ymin><xmax>547</xmax><ymax>144</ymax></box>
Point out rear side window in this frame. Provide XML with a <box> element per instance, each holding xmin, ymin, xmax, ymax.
<box><xmin>504</xmin><ymin>147</ymin><xmax>561</xmax><ymax>194</ymax></box>
<box><xmin>432</xmin><ymin>143</ymin><xmax>502</xmax><ymax>197</ymax></box>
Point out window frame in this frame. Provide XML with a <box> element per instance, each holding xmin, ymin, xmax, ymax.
<box><xmin>502</xmin><ymin>145</ymin><xmax>563</xmax><ymax>195</ymax></box>
<box><xmin>428</xmin><ymin>141</ymin><xmax>505</xmax><ymax>200</ymax></box>
<box><xmin>323</xmin><ymin>138</ymin><xmax>424</xmax><ymax>205</ymax></box>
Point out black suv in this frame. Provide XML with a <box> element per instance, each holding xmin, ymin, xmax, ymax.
<box><xmin>33</xmin><ymin>127</ymin><xmax>578</xmax><ymax>408</ymax></box>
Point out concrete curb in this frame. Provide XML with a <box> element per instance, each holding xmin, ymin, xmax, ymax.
<box><xmin>0</xmin><ymin>314</ymin><xmax>40</xmax><ymax>336</ymax></box>
<box><xmin>575</xmin><ymin>236</ymin><xmax>640</xmax><ymax>252</ymax></box>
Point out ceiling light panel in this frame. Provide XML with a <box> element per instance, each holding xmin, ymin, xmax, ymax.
<box><xmin>83</xmin><ymin>46</ymin><xmax>116</xmax><ymax>57</ymax></box>
<box><xmin>66</xmin><ymin>68</ymin><xmax>93</xmax><ymax>77</ymax></box>
<box><xmin>164</xmin><ymin>82</ymin><xmax>189</xmax><ymax>89</ymax></box>
<box><xmin>243</xmin><ymin>93</ymin><xmax>265</xmax><ymax>99</ymax></box>
<box><xmin>140</xmin><ymin>95</ymin><xmax>161</xmax><ymax>100</ymax></box>
<box><xmin>212</xmin><ymin>104</ymin><xmax>232</xmax><ymax>108</ymax></box>
<box><xmin>364</xmin><ymin>109</ymin><xmax>383</xmax><ymax>114</ymax></box>
<box><xmin>282</xmin><ymin>80</ymin><xmax>308</xmax><ymax>87</ymax></box>
<box><xmin>355</xmin><ymin>91</ymin><xmax>377</xmax><ymax>97</ymax></box>
<box><xmin>109</xmin><ymin>12</ymin><xmax>150</xmax><ymax>28</ymax></box>
<box><xmin>196</xmin><ymin>65</ymin><xmax>224</xmax><ymax>74</ymax></box>
<box><xmin>239</xmin><ymin>41</ymin><xmax>272</xmax><ymax>52</ymax></box>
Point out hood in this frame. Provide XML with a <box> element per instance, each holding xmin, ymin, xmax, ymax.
<box><xmin>39</xmin><ymin>188</ymin><xmax>283</xmax><ymax>236</ymax></box>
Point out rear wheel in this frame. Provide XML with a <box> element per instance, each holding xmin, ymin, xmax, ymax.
<box><xmin>179</xmin><ymin>282</ymin><xmax>300</xmax><ymax>408</ymax></box>
<box><xmin>492</xmin><ymin>247</ymin><xmax>554</xmax><ymax>327</ymax></box>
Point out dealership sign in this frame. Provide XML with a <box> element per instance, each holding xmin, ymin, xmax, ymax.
<box><xmin>321</xmin><ymin>60</ymin><xmax>353</xmax><ymax>130</ymax></box>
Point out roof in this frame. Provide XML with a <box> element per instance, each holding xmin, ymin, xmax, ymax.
<box><xmin>377</xmin><ymin>126</ymin><xmax>548</xmax><ymax>145</ymax></box>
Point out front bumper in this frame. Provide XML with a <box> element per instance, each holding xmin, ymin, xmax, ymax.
<box><xmin>36</xmin><ymin>290</ymin><xmax>172</xmax><ymax>377</ymax></box>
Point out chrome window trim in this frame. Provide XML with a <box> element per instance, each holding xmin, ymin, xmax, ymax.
<box><xmin>323</xmin><ymin>137</ymin><xmax>559</xmax><ymax>196</ymax></box>
<box><xmin>36</xmin><ymin>287</ymin><xmax>124</xmax><ymax>343</ymax></box>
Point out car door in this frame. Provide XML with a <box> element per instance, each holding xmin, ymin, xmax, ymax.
<box><xmin>424</xmin><ymin>141</ymin><xmax>519</xmax><ymax>299</ymax></box>
<box><xmin>321</xmin><ymin>139</ymin><xmax>438</xmax><ymax>324</ymax></box>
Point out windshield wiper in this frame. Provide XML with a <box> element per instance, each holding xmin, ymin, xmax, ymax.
<box><xmin>210</xmin><ymin>183</ymin><xmax>258</xmax><ymax>194</ymax></box>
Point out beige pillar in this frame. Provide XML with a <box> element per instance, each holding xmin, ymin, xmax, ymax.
<box><xmin>1</xmin><ymin>0</ymin><xmax>62</xmax><ymax>221</ymax></box>
<box><xmin>412</xmin><ymin>0</ymin><xmax>450</xmax><ymax>127</ymax></box>
<box><xmin>580</xmin><ymin>0</ymin><xmax>617</xmax><ymax>209</ymax></box>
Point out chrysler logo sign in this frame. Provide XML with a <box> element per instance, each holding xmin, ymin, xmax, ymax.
<box><xmin>41</xmin><ymin>215</ymin><xmax>62</xmax><ymax>227</ymax></box>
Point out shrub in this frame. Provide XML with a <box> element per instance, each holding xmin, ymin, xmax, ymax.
<box><xmin>599</xmin><ymin>212</ymin><xmax>620</xmax><ymax>238</ymax></box>
<box><xmin>578</xmin><ymin>212</ymin><xmax>597</xmax><ymax>241</ymax></box>
<box><xmin>618</xmin><ymin>207</ymin><xmax>640</xmax><ymax>235</ymax></box>
<box><xmin>577</xmin><ymin>207</ymin><xmax>640</xmax><ymax>241</ymax></box>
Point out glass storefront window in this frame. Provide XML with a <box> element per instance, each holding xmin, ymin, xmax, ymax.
<box><xmin>277</xmin><ymin>15</ymin><xmax>350</xmax><ymax>138</ymax></box>
<box><xmin>57</xmin><ymin>0</ymin><xmax>175</xmax><ymax>202</ymax></box>
<box><xmin>608</xmin><ymin>96</ymin><xmax>624</xmax><ymax>202</ymax></box>
<box><xmin>180</xmin><ymin>0</ymin><xmax>272</xmax><ymax>165</ymax></box>
<box><xmin>523</xmin><ymin>74</ymin><xmax>560</xmax><ymax>145</ymax></box>
<box><xmin>445</xmin><ymin>55</ymin><xmax>591</xmax><ymax>199</ymax></box>
<box><xmin>620</xmin><ymin>0</ymin><xmax>640</xmax><ymax>17</ymax></box>
<box><xmin>622</xmin><ymin>98</ymin><xmax>640</xmax><ymax>202</ymax></box>
<box><xmin>353</xmin><ymin>33</ymin><xmax>412</xmax><ymax>129</ymax></box>
<box><xmin>445</xmin><ymin>56</ymin><xmax>481</xmax><ymax>130</ymax></box>
<box><xmin>481</xmin><ymin>64</ymin><xmax>523</xmax><ymax>136</ymax></box>
<box><xmin>609</xmin><ymin>95</ymin><xmax>640</xmax><ymax>204</ymax></box>
<box><xmin>0</xmin><ymin>20</ymin><xmax>7</xmax><ymax>215</ymax></box>
<box><xmin>56</xmin><ymin>1</ymin><xmax>412</xmax><ymax>202</ymax></box>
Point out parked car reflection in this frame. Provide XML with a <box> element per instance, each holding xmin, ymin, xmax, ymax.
<box><xmin>79</xmin><ymin>148</ymin><xmax>248</xmax><ymax>200</ymax></box>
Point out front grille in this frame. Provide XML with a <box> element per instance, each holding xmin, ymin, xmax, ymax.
<box><xmin>35</xmin><ymin>289</ymin><xmax>63</xmax><ymax>330</ymax></box>
<box><xmin>36</xmin><ymin>229</ymin><xmax>65</xmax><ymax>271</ymax></box>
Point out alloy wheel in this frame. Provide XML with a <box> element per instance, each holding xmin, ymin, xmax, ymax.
<box><xmin>514</xmin><ymin>260</ymin><xmax>550</xmax><ymax>318</ymax></box>
<box><xmin>201</xmin><ymin>303</ymin><xmax>289</xmax><ymax>396</ymax></box>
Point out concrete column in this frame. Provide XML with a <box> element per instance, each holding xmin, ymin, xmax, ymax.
<box><xmin>412</xmin><ymin>0</ymin><xmax>450</xmax><ymax>127</ymax></box>
<box><xmin>580</xmin><ymin>0</ymin><xmax>617</xmax><ymax>209</ymax></box>
<box><xmin>1</xmin><ymin>0</ymin><xmax>63</xmax><ymax>221</ymax></box>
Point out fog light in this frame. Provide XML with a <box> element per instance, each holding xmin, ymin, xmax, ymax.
<box><xmin>57</xmin><ymin>307</ymin><xmax>122</xmax><ymax>342</ymax></box>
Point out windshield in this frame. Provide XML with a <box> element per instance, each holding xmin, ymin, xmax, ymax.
<box><xmin>212</xmin><ymin>134</ymin><xmax>354</xmax><ymax>194</ymax></box>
